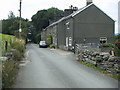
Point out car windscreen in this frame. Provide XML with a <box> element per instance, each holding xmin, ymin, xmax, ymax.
<box><xmin>40</xmin><ymin>41</ymin><xmax>46</xmax><ymax>45</ymax></box>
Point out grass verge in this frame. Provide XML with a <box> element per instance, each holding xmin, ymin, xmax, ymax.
<box><xmin>1</xmin><ymin>34</ymin><xmax>26</xmax><ymax>88</ymax></box>
<box><xmin>0</xmin><ymin>34</ymin><xmax>15</xmax><ymax>54</ymax></box>
<box><xmin>2</xmin><ymin>60</ymin><xmax>20</xmax><ymax>88</ymax></box>
<box><xmin>80</xmin><ymin>62</ymin><xmax>120</xmax><ymax>81</ymax></box>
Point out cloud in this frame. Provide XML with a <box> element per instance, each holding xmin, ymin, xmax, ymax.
<box><xmin>0</xmin><ymin>0</ymin><xmax>19</xmax><ymax>19</ymax></box>
<box><xmin>0</xmin><ymin>0</ymin><xmax>119</xmax><ymax>33</ymax></box>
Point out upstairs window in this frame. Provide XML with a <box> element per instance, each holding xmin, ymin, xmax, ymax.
<box><xmin>66</xmin><ymin>22</ymin><xmax>70</xmax><ymax>29</ymax></box>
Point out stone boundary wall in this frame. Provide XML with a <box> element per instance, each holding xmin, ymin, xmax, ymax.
<box><xmin>75</xmin><ymin>44</ymin><xmax>120</xmax><ymax>74</ymax></box>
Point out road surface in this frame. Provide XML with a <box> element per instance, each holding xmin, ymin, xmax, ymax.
<box><xmin>13</xmin><ymin>44</ymin><xmax>118</xmax><ymax>88</ymax></box>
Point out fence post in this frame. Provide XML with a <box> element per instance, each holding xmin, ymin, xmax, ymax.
<box><xmin>5</xmin><ymin>40</ymin><xmax>8</xmax><ymax>52</ymax></box>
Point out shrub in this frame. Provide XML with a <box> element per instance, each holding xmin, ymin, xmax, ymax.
<box><xmin>47</xmin><ymin>35</ymin><xmax>53</xmax><ymax>45</ymax></box>
<box><xmin>11</xmin><ymin>39</ymin><xmax>25</xmax><ymax>53</ymax></box>
<box><xmin>2</xmin><ymin>60</ymin><xmax>19</xmax><ymax>88</ymax></box>
<box><xmin>1</xmin><ymin>34</ymin><xmax>15</xmax><ymax>54</ymax></box>
<box><xmin>13</xmin><ymin>49</ymin><xmax>22</xmax><ymax>61</ymax></box>
<box><xmin>1</xmin><ymin>35</ymin><xmax>26</xmax><ymax>88</ymax></box>
<box><xmin>11</xmin><ymin>39</ymin><xmax>25</xmax><ymax>61</ymax></box>
<box><xmin>114</xmin><ymin>47</ymin><xmax>120</xmax><ymax>57</ymax></box>
<box><xmin>102</xmin><ymin>43</ymin><xmax>115</xmax><ymax>48</ymax></box>
<box><xmin>50</xmin><ymin>44</ymin><xmax>55</xmax><ymax>48</ymax></box>
<box><xmin>12</xmin><ymin>42</ymin><xmax>25</xmax><ymax>53</ymax></box>
<box><xmin>115</xmin><ymin>41</ymin><xmax>120</xmax><ymax>49</ymax></box>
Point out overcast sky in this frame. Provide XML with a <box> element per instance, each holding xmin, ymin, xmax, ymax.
<box><xmin>0</xmin><ymin>0</ymin><xmax>119</xmax><ymax>33</ymax></box>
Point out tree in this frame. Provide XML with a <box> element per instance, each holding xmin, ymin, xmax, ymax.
<box><xmin>8</xmin><ymin>11</ymin><xmax>15</xmax><ymax>19</ymax></box>
<box><xmin>31</xmin><ymin>7</ymin><xmax>63</xmax><ymax>31</ymax></box>
<box><xmin>2</xmin><ymin>11</ymin><xmax>31</xmax><ymax>40</ymax></box>
<box><xmin>47</xmin><ymin>7</ymin><xmax>64</xmax><ymax>20</ymax></box>
<box><xmin>31</xmin><ymin>7</ymin><xmax>64</xmax><ymax>43</ymax></box>
<box><xmin>31</xmin><ymin>10</ymin><xmax>49</xmax><ymax>32</ymax></box>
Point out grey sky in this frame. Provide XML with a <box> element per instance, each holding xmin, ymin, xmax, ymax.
<box><xmin>0</xmin><ymin>0</ymin><xmax>119</xmax><ymax>33</ymax></box>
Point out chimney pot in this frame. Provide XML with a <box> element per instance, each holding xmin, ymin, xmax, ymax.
<box><xmin>86</xmin><ymin>0</ymin><xmax>92</xmax><ymax>5</ymax></box>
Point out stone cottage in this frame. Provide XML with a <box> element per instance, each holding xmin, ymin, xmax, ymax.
<box><xmin>41</xmin><ymin>0</ymin><xmax>115</xmax><ymax>50</ymax></box>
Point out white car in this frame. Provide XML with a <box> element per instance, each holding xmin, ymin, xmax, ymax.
<box><xmin>39</xmin><ymin>41</ymin><xmax>48</xmax><ymax>48</ymax></box>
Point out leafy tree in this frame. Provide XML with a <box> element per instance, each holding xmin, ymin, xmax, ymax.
<box><xmin>47</xmin><ymin>7</ymin><xmax>64</xmax><ymax>20</ymax></box>
<box><xmin>2</xmin><ymin>11</ymin><xmax>31</xmax><ymax>40</ymax></box>
<box><xmin>8</xmin><ymin>11</ymin><xmax>15</xmax><ymax>19</ymax></box>
<box><xmin>31</xmin><ymin>8</ymin><xmax>63</xmax><ymax>32</ymax></box>
<box><xmin>31</xmin><ymin>7</ymin><xmax>64</xmax><ymax>43</ymax></box>
<box><xmin>31</xmin><ymin>10</ymin><xmax>49</xmax><ymax>32</ymax></box>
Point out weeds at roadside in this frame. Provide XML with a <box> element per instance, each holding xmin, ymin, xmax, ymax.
<box><xmin>80</xmin><ymin>62</ymin><xmax>120</xmax><ymax>81</ymax></box>
<box><xmin>2</xmin><ymin>60</ymin><xmax>20</xmax><ymax>88</ymax></box>
<box><xmin>1</xmin><ymin>34</ymin><xmax>26</xmax><ymax>88</ymax></box>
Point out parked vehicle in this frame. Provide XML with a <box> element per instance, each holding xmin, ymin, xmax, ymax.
<box><xmin>39</xmin><ymin>41</ymin><xmax>48</xmax><ymax>48</ymax></box>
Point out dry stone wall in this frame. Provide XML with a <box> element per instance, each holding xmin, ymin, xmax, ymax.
<box><xmin>75</xmin><ymin>44</ymin><xmax>120</xmax><ymax>74</ymax></box>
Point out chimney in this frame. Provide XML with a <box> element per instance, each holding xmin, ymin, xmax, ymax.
<box><xmin>86</xmin><ymin>0</ymin><xmax>93</xmax><ymax>5</ymax></box>
<box><xmin>64</xmin><ymin>5</ymin><xmax>78</xmax><ymax>17</ymax></box>
<box><xmin>64</xmin><ymin>9</ymin><xmax>74</xmax><ymax>17</ymax></box>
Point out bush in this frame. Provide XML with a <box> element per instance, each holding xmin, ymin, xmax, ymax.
<box><xmin>114</xmin><ymin>47</ymin><xmax>120</xmax><ymax>57</ymax></box>
<box><xmin>12</xmin><ymin>42</ymin><xmax>25</xmax><ymax>54</ymax></box>
<box><xmin>2</xmin><ymin>60</ymin><xmax>19</xmax><ymax>88</ymax></box>
<box><xmin>13</xmin><ymin>50</ymin><xmax>22</xmax><ymax>61</ymax></box>
<box><xmin>47</xmin><ymin>35</ymin><xmax>53</xmax><ymax>45</ymax></box>
<box><xmin>2</xmin><ymin>36</ymin><xmax>26</xmax><ymax>88</ymax></box>
<box><xmin>102</xmin><ymin>43</ymin><xmax>115</xmax><ymax>48</ymax></box>
<box><xmin>11</xmin><ymin>39</ymin><xmax>25</xmax><ymax>61</ymax></box>
<box><xmin>49</xmin><ymin>44</ymin><xmax>55</xmax><ymax>48</ymax></box>
<box><xmin>115</xmin><ymin>41</ymin><xmax>120</xmax><ymax>49</ymax></box>
<box><xmin>1</xmin><ymin>34</ymin><xmax>15</xmax><ymax>54</ymax></box>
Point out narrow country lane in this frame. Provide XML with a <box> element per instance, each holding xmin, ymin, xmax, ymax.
<box><xmin>13</xmin><ymin>44</ymin><xmax>118</xmax><ymax>88</ymax></box>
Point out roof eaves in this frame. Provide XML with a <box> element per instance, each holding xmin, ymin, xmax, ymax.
<box><xmin>47</xmin><ymin>17</ymin><xmax>66</xmax><ymax>28</ymax></box>
<box><xmin>45</xmin><ymin>4</ymin><xmax>93</xmax><ymax>28</ymax></box>
<box><xmin>72</xmin><ymin>3</ymin><xmax>94</xmax><ymax>17</ymax></box>
<box><xmin>64</xmin><ymin>14</ymin><xmax>72</xmax><ymax>20</ymax></box>
<box><xmin>71</xmin><ymin>3</ymin><xmax>115</xmax><ymax>22</ymax></box>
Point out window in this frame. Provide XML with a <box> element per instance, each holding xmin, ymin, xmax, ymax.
<box><xmin>66</xmin><ymin>22</ymin><xmax>70</xmax><ymax>29</ymax></box>
<box><xmin>100</xmin><ymin>37</ymin><xmax>107</xmax><ymax>43</ymax></box>
<box><xmin>69</xmin><ymin>37</ymin><xmax>72</xmax><ymax>46</ymax></box>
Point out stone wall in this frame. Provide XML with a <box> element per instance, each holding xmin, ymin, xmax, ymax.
<box><xmin>75</xmin><ymin>44</ymin><xmax>120</xmax><ymax>74</ymax></box>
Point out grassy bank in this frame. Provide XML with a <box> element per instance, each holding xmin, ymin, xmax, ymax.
<box><xmin>102</xmin><ymin>43</ymin><xmax>120</xmax><ymax>57</ymax></box>
<box><xmin>115</xmin><ymin>47</ymin><xmax>120</xmax><ymax>57</ymax></box>
<box><xmin>2</xmin><ymin>60</ymin><xmax>19</xmax><ymax>88</ymax></box>
<box><xmin>80</xmin><ymin>62</ymin><xmax>120</xmax><ymax>80</ymax></box>
<box><xmin>1</xmin><ymin>34</ymin><xmax>26</xmax><ymax>88</ymax></box>
<box><xmin>0</xmin><ymin>33</ymin><xmax>15</xmax><ymax>54</ymax></box>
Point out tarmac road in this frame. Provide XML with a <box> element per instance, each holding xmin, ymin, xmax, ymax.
<box><xmin>13</xmin><ymin>44</ymin><xmax>118</xmax><ymax>88</ymax></box>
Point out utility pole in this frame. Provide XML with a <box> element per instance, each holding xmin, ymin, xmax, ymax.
<box><xmin>19</xmin><ymin>0</ymin><xmax>22</xmax><ymax>39</ymax></box>
<box><xmin>118</xmin><ymin>1</ymin><xmax>120</xmax><ymax>34</ymax></box>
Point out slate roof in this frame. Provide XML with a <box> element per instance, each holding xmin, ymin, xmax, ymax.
<box><xmin>65</xmin><ymin>3</ymin><xmax>93</xmax><ymax>19</ymax></box>
<box><xmin>45</xmin><ymin>3</ymin><xmax>114</xmax><ymax>29</ymax></box>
